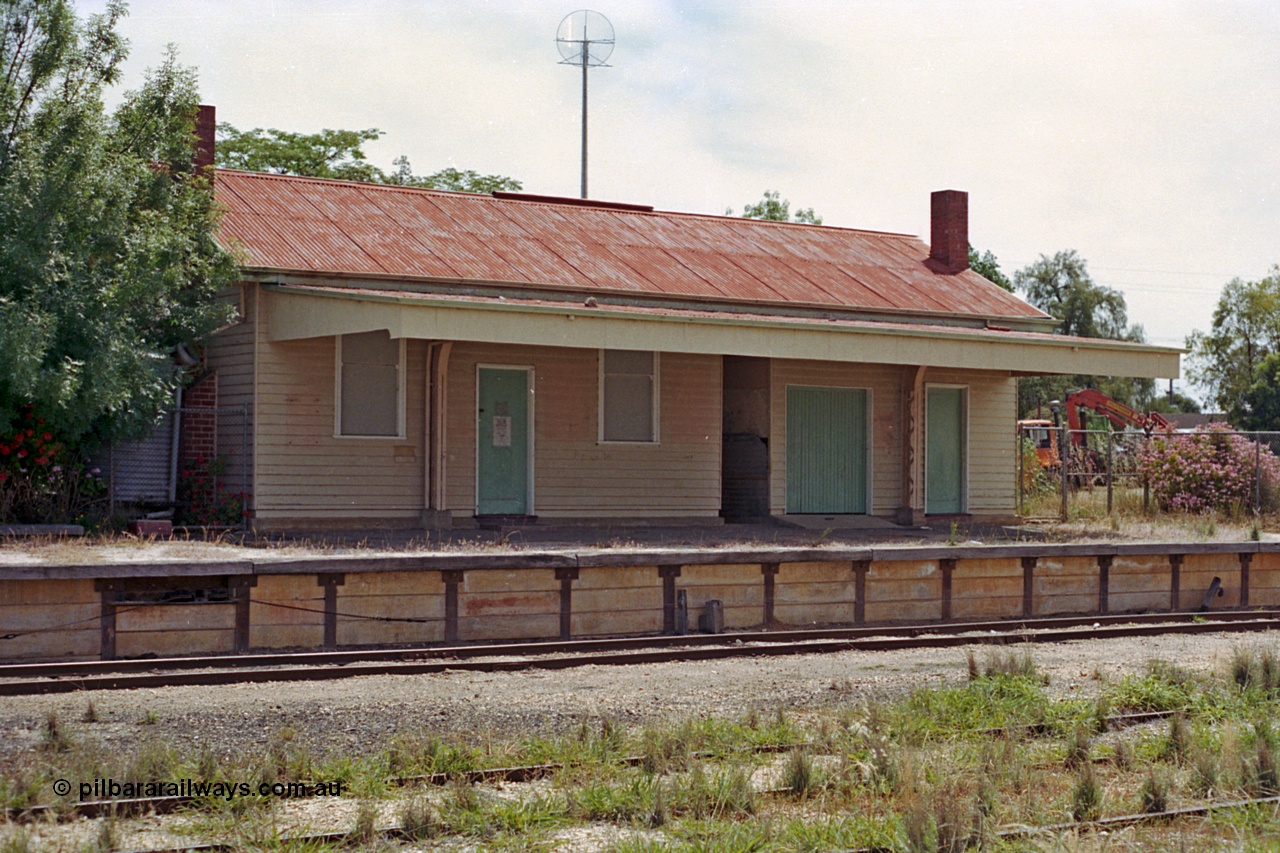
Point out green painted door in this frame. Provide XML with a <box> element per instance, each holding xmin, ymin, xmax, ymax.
<box><xmin>786</xmin><ymin>386</ymin><xmax>867</xmax><ymax>514</ymax></box>
<box><xmin>477</xmin><ymin>368</ymin><xmax>530</xmax><ymax>515</ymax></box>
<box><xmin>926</xmin><ymin>387</ymin><xmax>965</xmax><ymax>514</ymax></box>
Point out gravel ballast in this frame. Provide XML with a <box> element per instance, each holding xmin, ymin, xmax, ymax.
<box><xmin>1</xmin><ymin>628</ymin><xmax>1273</xmax><ymax>763</ymax></box>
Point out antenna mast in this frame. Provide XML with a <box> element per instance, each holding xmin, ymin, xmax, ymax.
<box><xmin>557</xmin><ymin>11</ymin><xmax>614</xmax><ymax>199</ymax></box>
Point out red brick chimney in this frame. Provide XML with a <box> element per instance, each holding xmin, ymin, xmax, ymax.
<box><xmin>194</xmin><ymin>104</ymin><xmax>216</xmax><ymax>180</ymax></box>
<box><xmin>929</xmin><ymin>189</ymin><xmax>968</xmax><ymax>273</ymax></box>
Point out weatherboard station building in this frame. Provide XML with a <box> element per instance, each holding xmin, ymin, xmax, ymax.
<box><xmin>195</xmin><ymin>111</ymin><xmax>1180</xmax><ymax>533</ymax></box>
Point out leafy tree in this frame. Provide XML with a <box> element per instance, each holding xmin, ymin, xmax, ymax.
<box><xmin>1185</xmin><ymin>267</ymin><xmax>1280</xmax><ymax>421</ymax></box>
<box><xmin>215</xmin><ymin>125</ymin><xmax>385</xmax><ymax>181</ymax></box>
<box><xmin>1015</xmin><ymin>250</ymin><xmax>1141</xmax><ymax>341</ymax></box>
<box><xmin>1148</xmin><ymin>390</ymin><xmax>1202</xmax><ymax>415</ymax></box>
<box><xmin>0</xmin><ymin>1</ymin><xmax>237</xmax><ymax>443</ymax></box>
<box><xmin>730</xmin><ymin>190</ymin><xmax>822</xmax><ymax>225</ymax></box>
<box><xmin>215</xmin><ymin>124</ymin><xmax>522</xmax><ymax>192</ymax></box>
<box><xmin>1013</xmin><ymin>250</ymin><xmax>1152</xmax><ymax>415</ymax></box>
<box><xmin>968</xmin><ymin>245</ymin><xmax>1012</xmax><ymax>292</ymax></box>
<box><xmin>1238</xmin><ymin>352</ymin><xmax>1280</xmax><ymax>431</ymax></box>
<box><xmin>382</xmin><ymin>157</ymin><xmax>521</xmax><ymax>194</ymax></box>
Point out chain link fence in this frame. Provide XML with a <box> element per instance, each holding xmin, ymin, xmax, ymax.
<box><xmin>1019</xmin><ymin>425</ymin><xmax>1280</xmax><ymax>522</ymax></box>
<box><xmin>98</xmin><ymin>405</ymin><xmax>249</xmax><ymax>529</ymax></box>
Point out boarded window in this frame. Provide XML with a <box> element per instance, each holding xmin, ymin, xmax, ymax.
<box><xmin>338</xmin><ymin>331</ymin><xmax>402</xmax><ymax>436</ymax></box>
<box><xmin>601</xmin><ymin>350</ymin><xmax>657</xmax><ymax>442</ymax></box>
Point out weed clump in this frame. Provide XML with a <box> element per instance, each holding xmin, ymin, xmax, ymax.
<box><xmin>1111</xmin><ymin>739</ymin><xmax>1134</xmax><ymax>771</ymax></box>
<box><xmin>903</xmin><ymin>781</ymin><xmax>978</xmax><ymax>853</ymax></box>
<box><xmin>0</xmin><ymin>829</ymin><xmax>33</xmax><ymax>853</ymax></box>
<box><xmin>1230</xmin><ymin>644</ymin><xmax>1280</xmax><ymax>693</ymax></box>
<box><xmin>89</xmin><ymin>816</ymin><xmax>118</xmax><ymax>853</ymax></box>
<box><xmin>672</xmin><ymin>764</ymin><xmax>755</xmax><ymax>819</ymax></box>
<box><xmin>966</xmin><ymin>648</ymin><xmax>1044</xmax><ymax>683</ymax></box>
<box><xmin>782</xmin><ymin>749</ymin><xmax>818</xmax><ymax>798</ymax></box>
<box><xmin>638</xmin><ymin>724</ymin><xmax>693</xmax><ymax>775</ymax></box>
<box><xmin>1071</xmin><ymin>764</ymin><xmax>1102</xmax><ymax>822</ymax></box>
<box><xmin>864</xmin><ymin>729</ymin><xmax>902</xmax><ymax>792</ymax></box>
<box><xmin>1243</xmin><ymin>738</ymin><xmax>1280</xmax><ymax>796</ymax></box>
<box><xmin>352</xmin><ymin>800</ymin><xmax>379</xmax><ymax>846</ymax></box>
<box><xmin>1105</xmin><ymin>659</ymin><xmax>1199</xmax><ymax>713</ymax></box>
<box><xmin>40</xmin><ymin>711</ymin><xmax>70</xmax><ymax>753</ymax></box>
<box><xmin>395</xmin><ymin>797</ymin><xmax>438</xmax><ymax>841</ymax></box>
<box><xmin>1139</xmin><ymin>767</ymin><xmax>1172</xmax><ymax>813</ymax></box>
<box><xmin>1064</xmin><ymin>726</ymin><xmax>1091</xmax><ymax>769</ymax></box>
<box><xmin>1161</xmin><ymin>712</ymin><xmax>1192</xmax><ymax>763</ymax></box>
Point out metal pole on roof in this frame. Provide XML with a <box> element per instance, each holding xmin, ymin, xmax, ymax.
<box><xmin>556</xmin><ymin>11</ymin><xmax>613</xmax><ymax>201</ymax></box>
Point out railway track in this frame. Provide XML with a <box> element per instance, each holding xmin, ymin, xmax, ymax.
<box><xmin>31</xmin><ymin>789</ymin><xmax>1280</xmax><ymax>853</ymax></box>
<box><xmin>2</xmin><ymin>609</ymin><xmax>1278</xmax><ymax>696</ymax></box>
<box><xmin>0</xmin><ymin>708</ymin><xmax>1189</xmax><ymax>827</ymax></box>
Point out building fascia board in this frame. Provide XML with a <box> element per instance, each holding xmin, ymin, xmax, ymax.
<box><xmin>261</xmin><ymin>285</ymin><xmax>1181</xmax><ymax>379</ymax></box>
<box><xmin>243</xmin><ymin>269</ymin><xmax>1059</xmax><ymax>333</ymax></box>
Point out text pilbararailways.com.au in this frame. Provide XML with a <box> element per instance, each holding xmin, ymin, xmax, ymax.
<box><xmin>64</xmin><ymin>778</ymin><xmax>344</xmax><ymax>801</ymax></box>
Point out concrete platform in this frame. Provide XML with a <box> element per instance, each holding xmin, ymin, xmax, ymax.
<box><xmin>0</xmin><ymin>524</ymin><xmax>84</xmax><ymax>537</ymax></box>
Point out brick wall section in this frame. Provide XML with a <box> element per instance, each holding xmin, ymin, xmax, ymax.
<box><xmin>180</xmin><ymin>374</ymin><xmax>218</xmax><ymax>494</ymax></box>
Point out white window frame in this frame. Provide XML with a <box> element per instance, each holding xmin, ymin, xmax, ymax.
<box><xmin>598</xmin><ymin>349</ymin><xmax>661</xmax><ymax>444</ymax></box>
<box><xmin>333</xmin><ymin>332</ymin><xmax>407</xmax><ymax>439</ymax></box>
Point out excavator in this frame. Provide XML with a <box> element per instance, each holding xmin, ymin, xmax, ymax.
<box><xmin>1061</xmin><ymin>388</ymin><xmax>1173</xmax><ymax>437</ymax></box>
<box><xmin>1018</xmin><ymin>389</ymin><xmax>1173</xmax><ymax>470</ymax></box>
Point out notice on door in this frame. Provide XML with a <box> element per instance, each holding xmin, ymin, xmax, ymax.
<box><xmin>492</xmin><ymin>416</ymin><xmax>512</xmax><ymax>447</ymax></box>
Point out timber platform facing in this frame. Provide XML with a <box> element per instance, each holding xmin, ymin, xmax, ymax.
<box><xmin>1</xmin><ymin>541</ymin><xmax>1275</xmax><ymax>662</ymax></box>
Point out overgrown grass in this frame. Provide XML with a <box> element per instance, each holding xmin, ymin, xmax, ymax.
<box><xmin>1105</xmin><ymin>659</ymin><xmax>1204</xmax><ymax>713</ymax></box>
<box><xmin>13</xmin><ymin>648</ymin><xmax>1280</xmax><ymax>853</ymax></box>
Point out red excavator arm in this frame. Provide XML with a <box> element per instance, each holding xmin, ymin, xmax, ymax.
<box><xmin>1063</xmin><ymin>389</ymin><xmax>1173</xmax><ymax>435</ymax></box>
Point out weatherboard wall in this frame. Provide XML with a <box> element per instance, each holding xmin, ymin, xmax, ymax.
<box><xmin>251</xmin><ymin>293</ymin><xmax>429</xmax><ymax>525</ymax></box>
<box><xmin>205</xmin><ymin>284</ymin><xmax>257</xmax><ymax>510</ymax></box>
<box><xmin>443</xmin><ymin>343</ymin><xmax>721</xmax><ymax>520</ymax></box>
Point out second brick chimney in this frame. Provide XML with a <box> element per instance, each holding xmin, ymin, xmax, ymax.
<box><xmin>929</xmin><ymin>189</ymin><xmax>968</xmax><ymax>274</ymax></box>
<box><xmin>194</xmin><ymin>104</ymin><xmax>216</xmax><ymax>181</ymax></box>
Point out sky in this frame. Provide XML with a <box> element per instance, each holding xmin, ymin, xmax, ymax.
<box><xmin>83</xmin><ymin>0</ymin><xmax>1280</xmax><ymax>401</ymax></box>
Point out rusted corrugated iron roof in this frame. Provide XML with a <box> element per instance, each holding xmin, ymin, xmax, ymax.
<box><xmin>215</xmin><ymin>170</ymin><xmax>1048</xmax><ymax>322</ymax></box>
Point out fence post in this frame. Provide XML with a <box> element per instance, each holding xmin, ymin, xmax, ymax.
<box><xmin>1016</xmin><ymin>428</ymin><xmax>1024</xmax><ymax>517</ymax></box>
<box><xmin>1256</xmin><ymin>436</ymin><xmax>1262</xmax><ymax>515</ymax></box>
<box><xmin>1106</xmin><ymin>431</ymin><xmax>1114</xmax><ymax>516</ymax></box>
<box><xmin>1060</xmin><ymin>427</ymin><xmax>1069</xmax><ymax>522</ymax></box>
<box><xmin>107</xmin><ymin>447</ymin><xmax>116</xmax><ymax>517</ymax></box>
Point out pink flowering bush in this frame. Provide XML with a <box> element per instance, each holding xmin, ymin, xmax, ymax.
<box><xmin>1139</xmin><ymin>424</ymin><xmax>1280</xmax><ymax>514</ymax></box>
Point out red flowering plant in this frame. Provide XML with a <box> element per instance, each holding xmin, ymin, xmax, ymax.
<box><xmin>0</xmin><ymin>406</ymin><xmax>107</xmax><ymax>523</ymax></box>
<box><xmin>1138</xmin><ymin>424</ymin><xmax>1280</xmax><ymax>515</ymax></box>
<box><xmin>176</xmin><ymin>454</ymin><xmax>248</xmax><ymax>527</ymax></box>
